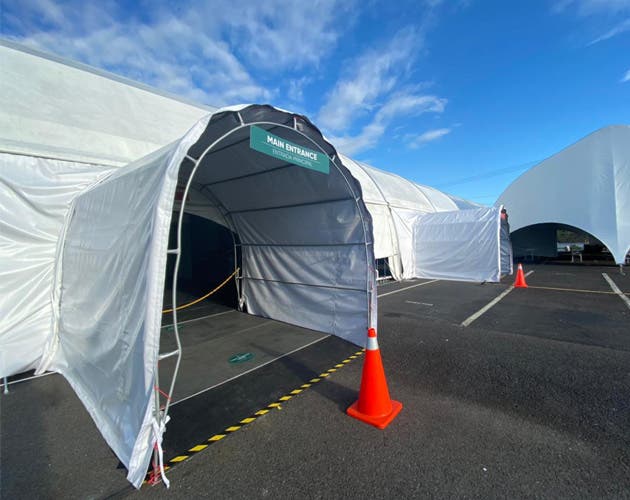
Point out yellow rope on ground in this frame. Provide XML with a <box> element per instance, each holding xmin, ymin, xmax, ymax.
<box><xmin>162</xmin><ymin>268</ymin><xmax>240</xmax><ymax>314</ymax></box>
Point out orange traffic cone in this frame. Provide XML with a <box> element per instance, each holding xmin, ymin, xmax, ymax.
<box><xmin>347</xmin><ymin>328</ymin><xmax>403</xmax><ymax>429</ymax></box>
<box><xmin>514</xmin><ymin>263</ymin><xmax>528</xmax><ymax>288</ymax></box>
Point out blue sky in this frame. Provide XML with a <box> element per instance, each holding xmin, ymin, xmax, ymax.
<box><xmin>2</xmin><ymin>0</ymin><xmax>628</xmax><ymax>203</ymax></box>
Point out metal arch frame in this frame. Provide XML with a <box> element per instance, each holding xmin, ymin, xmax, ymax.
<box><xmin>155</xmin><ymin>112</ymin><xmax>376</xmax><ymax>458</ymax></box>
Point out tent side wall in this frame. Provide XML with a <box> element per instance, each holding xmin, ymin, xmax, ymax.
<box><xmin>40</xmin><ymin>120</ymin><xmax>210</xmax><ymax>487</ymax></box>
<box><xmin>411</xmin><ymin>206</ymin><xmax>503</xmax><ymax>282</ymax></box>
<box><xmin>0</xmin><ymin>153</ymin><xmax>113</xmax><ymax>378</ymax></box>
<box><xmin>499</xmin><ymin>211</ymin><xmax>514</xmax><ymax>275</ymax></box>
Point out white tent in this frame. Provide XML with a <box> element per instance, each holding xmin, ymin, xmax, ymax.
<box><xmin>340</xmin><ymin>155</ymin><xmax>510</xmax><ymax>281</ymax></box>
<box><xmin>496</xmin><ymin>125</ymin><xmax>630</xmax><ymax>264</ymax></box>
<box><xmin>410</xmin><ymin>206</ymin><xmax>511</xmax><ymax>282</ymax></box>
<box><xmin>0</xmin><ymin>39</ymin><xmax>509</xmax><ymax>487</ymax></box>
<box><xmin>1</xmin><ymin>102</ymin><xmax>377</xmax><ymax>487</ymax></box>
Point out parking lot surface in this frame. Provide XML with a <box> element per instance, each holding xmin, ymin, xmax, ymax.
<box><xmin>1</xmin><ymin>264</ymin><xmax>629</xmax><ymax>499</ymax></box>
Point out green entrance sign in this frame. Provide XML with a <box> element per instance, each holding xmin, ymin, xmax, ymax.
<box><xmin>249</xmin><ymin>125</ymin><xmax>330</xmax><ymax>174</ymax></box>
<box><xmin>228</xmin><ymin>352</ymin><xmax>254</xmax><ymax>364</ymax></box>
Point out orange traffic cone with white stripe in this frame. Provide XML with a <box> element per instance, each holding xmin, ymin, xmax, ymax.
<box><xmin>347</xmin><ymin>328</ymin><xmax>403</xmax><ymax>429</ymax></box>
<box><xmin>514</xmin><ymin>263</ymin><xmax>528</xmax><ymax>288</ymax></box>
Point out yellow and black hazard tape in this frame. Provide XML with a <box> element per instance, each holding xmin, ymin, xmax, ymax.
<box><xmin>145</xmin><ymin>349</ymin><xmax>365</xmax><ymax>484</ymax></box>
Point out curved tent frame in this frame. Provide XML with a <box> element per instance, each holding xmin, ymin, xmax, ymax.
<box><xmin>163</xmin><ymin>104</ymin><xmax>377</xmax><ymax>431</ymax></box>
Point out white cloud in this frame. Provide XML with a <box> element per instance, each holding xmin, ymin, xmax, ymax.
<box><xmin>327</xmin><ymin>93</ymin><xmax>447</xmax><ymax>155</ymax></box>
<box><xmin>622</xmin><ymin>69</ymin><xmax>630</xmax><ymax>81</ymax></box>
<box><xmin>317</xmin><ymin>27</ymin><xmax>422</xmax><ymax>132</ymax></box>
<box><xmin>225</xmin><ymin>1</ymin><xmax>356</xmax><ymax>71</ymax></box>
<box><xmin>2</xmin><ymin>0</ymin><xmax>449</xmax><ymax>155</ymax></box>
<box><xmin>287</xmin><ymin>77</ymin><xmax>312</xmax><ymax>103</ymax></box>
<box><xmin>554</xmin><ymin>0</ymin><xmax>630</xmax><ymax>15</ymax></box>
<box><xmin>553</xmin><ymin>0</ymin><xmax>630</xmax><ymax>43</ymax></box>
<box><xmin>408</xmin><ymin>128</ymin><xmax>451</xmax><ymax>148</ymax></box>
<box><xmin>316</xmin><ymin>24</ymin><xmax>449</xmax><ymax>155</ymax></box>
<box><xmin>0</xmin><ymin>0</ymin><xmax>352</xmax><ymax>106</ymax></box>
<box><xmin>589</xmin><ymin>17</ymin><xmax>630</xmax><ymax>42</ymax></box>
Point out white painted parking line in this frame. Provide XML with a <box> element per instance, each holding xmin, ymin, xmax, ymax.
<box><xmin>602</xmin><ymin>273</ymin><xmax>630</xmax><ymax>310</ymax></box>
<box><xmin>461</xmin><ymin>271</ymin><xmax>534</xmax><ymax>327</ymax></box>
<box><xmin>461</xmin><ymin>286</ymin><xmax>514</xmax><ymax>327</ymax></box>
<box><xmin>378</xmin><ymin>280</ymin><xmax>439</xmax><ymax>298</ymax></box>
<box><xmin>170</xmin><ymin>334</ymin><xmax>330</xmax><ymax>406</ymax></box>
<box><xmin>405</xmin><ymin>300</ymin><xmax>434</xmax><ymax>306</ymax></box>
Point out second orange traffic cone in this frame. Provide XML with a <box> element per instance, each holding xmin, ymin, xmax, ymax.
<box><xmin>347</xmin><ymin>328</ymin><xmax>403</xmax><ymax>429</ymax></box>
<box><xmin>514</xmin><ymin>263</ymin><xmax>528</xmax><ymax>288</ymax></box>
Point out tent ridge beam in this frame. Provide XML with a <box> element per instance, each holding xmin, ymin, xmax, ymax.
<box><xmin>228</xmin><ymin>196</ymin><xmax>354</xmax><ymax>215</ymax></box>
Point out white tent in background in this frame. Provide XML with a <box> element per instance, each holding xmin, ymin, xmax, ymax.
<box><xmin>341</xmin><ymin>155</ymin><xmax>511</xmax><ymax>282</ymax></box>
<box><xmin>497</xmin><ymin>126</ymin><xmax>630</xmax><ymax>264</ymax></box>
<box><xmin>0</xmin><ymin>39</ymin><xmax>509</xmax><ymax>488</ymax></box>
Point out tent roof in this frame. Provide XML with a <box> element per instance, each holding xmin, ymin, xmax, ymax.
<box><xmin>496</xmin><ymin>125</ymin><xmax>630</xmax><ymax>263</ymax></box>
<box><xmin>0</xmin><ymin>39</ymin><xmax>213</xmax><ymax>166</ymax></box>
<box><xmin>340</xmin><ymin>153</ymin><xmax>475</xmax><ymax>214</ymax></box>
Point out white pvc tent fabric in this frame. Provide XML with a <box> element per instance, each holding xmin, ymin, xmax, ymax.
<box><xmin>37</xmin><ymin>124</ymin><xmax>209</xmax><ymax>488</ymax></box>
<box><xmin>0</xmin><ymin>154</ymin><xmax>113</xmax><ymax>377</ymax></box>
<box><xmin>410</xmin><ymin>206</ymin><xmax>505</xmax><ymax>282</ymax></box>
<box><xmin>497</xmin><ymin>125</ymin><xmax>630</xmax><ymax>264</ymax></box>
<box><xmin>500</xmin><ymin>216</ymin><xmax>513</xmax><ymax>276</ymax></box>
<box><xmin>38</xmin><ymin>140</ymin><xmax>196</xmax><ymax>487</ymax></box>
<box><xmin>0</xmin><ymin>39</ymin><xmax>211</xmax><ymax>167</ymax></box>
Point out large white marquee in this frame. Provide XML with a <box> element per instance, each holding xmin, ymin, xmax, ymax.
<box><xmin>497</xmin><ymin>125</ymin><xmax>630</xmax><ymax>264</ymax></box>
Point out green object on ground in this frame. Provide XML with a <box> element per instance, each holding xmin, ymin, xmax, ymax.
<box><xmin>228</xmin><ymin>352</ymin><xmax>254</xmax><ymax>364</ymax></box>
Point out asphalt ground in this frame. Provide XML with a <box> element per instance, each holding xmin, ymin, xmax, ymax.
<box><xmin>1</xmin><ymin>264</ymin><xmax>629</xmax><ymax>498</ymax></box>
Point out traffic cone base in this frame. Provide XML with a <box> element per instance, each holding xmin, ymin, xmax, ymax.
<box><xmin>347</xmin><ymin>399</ymin><xmax>403</xmax><ymax>429</ymax></box>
